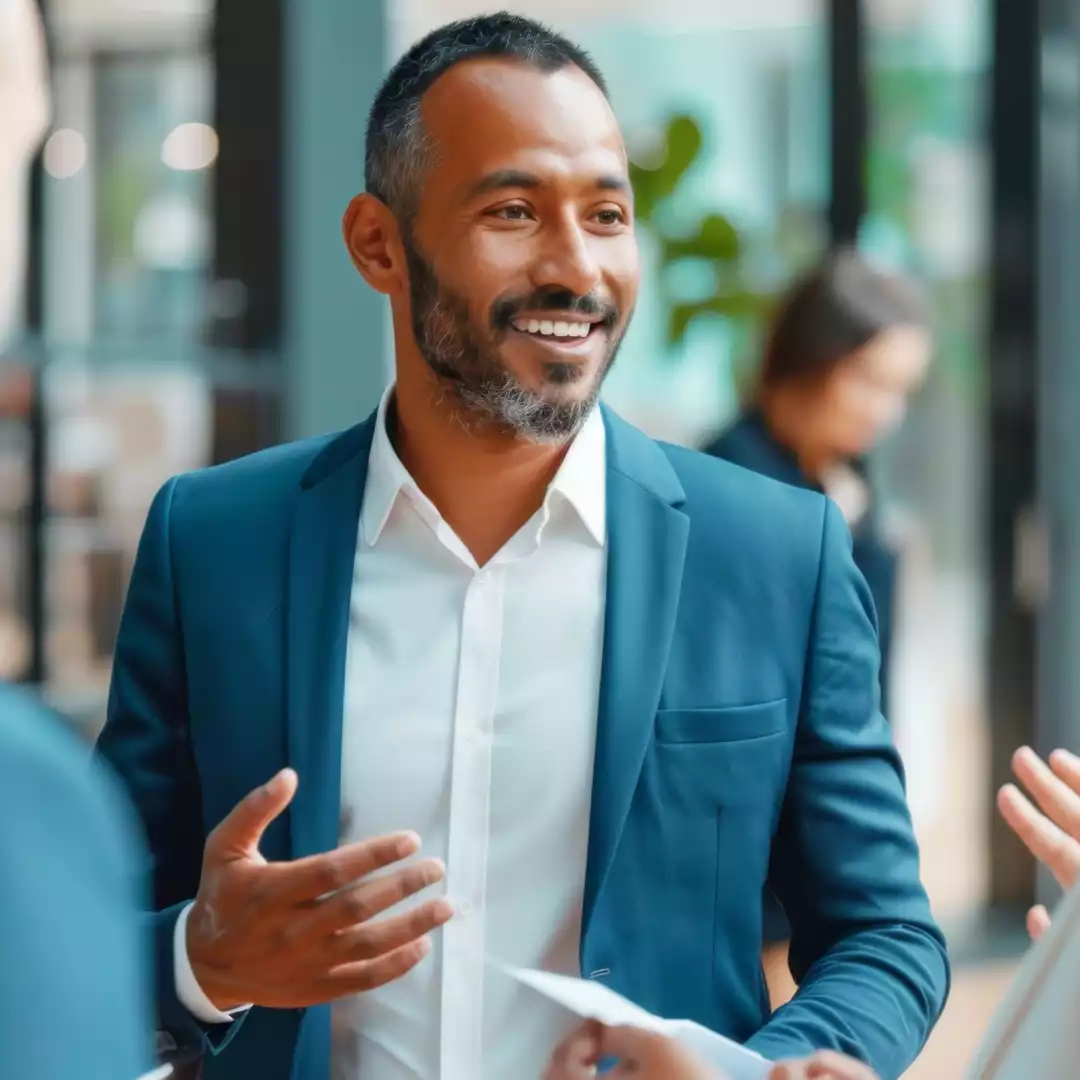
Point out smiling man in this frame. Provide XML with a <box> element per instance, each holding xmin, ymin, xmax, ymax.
<box><xmin>97</xmin><ymin>13</ymin><xmax>948</xmax><ymax>1080</ymax></box>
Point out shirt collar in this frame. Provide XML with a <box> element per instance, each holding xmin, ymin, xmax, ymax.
<box><xmin>360</xmin><ymin>385</ymin><xmax>607</xmax><ymax>548</ymax></box>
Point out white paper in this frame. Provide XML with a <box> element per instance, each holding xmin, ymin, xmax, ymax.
<box><xmin>966</xmin><ymin>878</ymin><xmax>1080</xmax><ymax>1079</ymax></box>
<box><xmin>506</xmin><ymin>967</ymin><xmax>773</xmax><ymax>1080</ymax></box>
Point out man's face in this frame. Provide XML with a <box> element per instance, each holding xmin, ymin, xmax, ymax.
<box><xmin>401</xmin><ymin>58</ymin><xmax>639</xmax><ymax>443</ymax></box>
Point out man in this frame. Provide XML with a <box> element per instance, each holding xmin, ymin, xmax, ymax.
<box><xmin>0</xmin><ymin>2</ymin><xmax>155</xmax><ymax>1077</ymax></box>
<box><xmin>97</xmin><ymin>13</ymin><xmax>949</xmax><ymax>1080</ymax></box>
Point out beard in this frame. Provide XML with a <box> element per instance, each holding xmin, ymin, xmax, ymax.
<box><xmin>403</xmin><ymin>234</ymin><xmax>626</xmax><ymax>444</ymax></box>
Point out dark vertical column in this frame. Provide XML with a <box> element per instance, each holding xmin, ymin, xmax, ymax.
<box><xmin>23</xmin><ymin>0</ymin><xmax>49</xmax><ymax>685</ymax></box>
<box><xmin>828</xmin><ymin>0</ymin><xmax>866</xmax><ymax>244</ymax></box>
<box><xmin>210</xmin><ymin>0</ymin><xmax>283</xmax><ymax>352</ymax></box>
<box><xmin>1036</xmin><ymin>0</ymin><xmax>1080</xmax><ymax>905</ymax></box>
<box><xmin>986</xmin><ymin>0</ymin><xmax>1040</xmax><ymax>912</ymax></box>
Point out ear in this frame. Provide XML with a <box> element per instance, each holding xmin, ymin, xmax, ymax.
<box><xmin>342</xmin><ymin>193</ymin><xmax>405</xmax><ymax>296</ymax></box>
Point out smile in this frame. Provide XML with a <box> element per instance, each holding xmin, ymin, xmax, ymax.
<box><xmin>511</xmin><ymin>317</ymin><xmax>596</xmax><ymax>340</ymax></box>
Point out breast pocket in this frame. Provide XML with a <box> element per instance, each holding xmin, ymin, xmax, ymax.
<box><xmin>654</xmin><ymin>698</ymin><xmax>788</xmax><ymax>745</ymax></box>
<box><xmin>651</xmin><ymin>699</ymin><xmax>790</xmax><ymax>819</ymax></box>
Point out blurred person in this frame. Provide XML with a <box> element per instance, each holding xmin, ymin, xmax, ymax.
<box><xmin>999</xmin><ymin>746</ymin><xmax>1080</xmax><ymax>940</ymax></box>
<box><xmin>704</xmin><ymin>250</ymin><xmax>932</xmax><ymax>1003</ymax></box>
<box><xmin>97</xmin><ymin>13</ymin><xmax>947</xmax><ymax>1080</ymax></box>
<box><xmin>0</xmin><ymin>2</ymin><xmax>156</xmax><ymax>1078</ymax></box>
<box><xmin>0</xmin><ymin>688</ymin><xmax>156</xmax><ymax>1079</ymax></box>
<box><xmin>543</xmin><ymin>1023</ymin><xmax>880</xmax><ymax>1080</ymax></box>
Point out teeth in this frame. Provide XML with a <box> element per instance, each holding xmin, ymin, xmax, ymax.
<box><xmin>511</xmin><ymin>318</ymin><xmax>593</xmax><ymax>339</ymax></box>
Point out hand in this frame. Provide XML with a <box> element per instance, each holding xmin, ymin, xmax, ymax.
<box><xmin>768</xmin><ymin>1051</ymin><xmax>880</xmax><ymax>1079</ymax></box>
<box><xmin>187</xmin><ymin>768</ymin><xmax>452</xmax><ymax>1010</ymax></box>
<box><xmin>997</xmin><ymin>746</ymin><xmax>1080</xmax><ymax>940</ymax></box>
<box><xmin>543</xmin><ymin>1023</ymin><xmax>716</xmax><ymax>1079</ymax></box>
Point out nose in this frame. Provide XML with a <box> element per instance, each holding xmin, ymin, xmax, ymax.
<box><xmin>530</xmin><ymin>215</ymin><xmax>603</xmax><ymax>298</ymax></box>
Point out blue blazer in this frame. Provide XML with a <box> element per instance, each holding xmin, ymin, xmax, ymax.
<box><xmin>0</xmin><ymin>684</ymin><xmax>153</xmax><ymax>1080</ymax></box>
<box><xmin>96</xmin><ymin>407</ymin><xmax>948</xmax><ymax>1080</ymax></box>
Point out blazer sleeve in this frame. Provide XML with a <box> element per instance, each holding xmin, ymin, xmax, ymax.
<box><xmin>744</xmin><ymin>498</ymin><xmax>950</xmax><ymax>1080</ymax></box>
<box><xmin>96</xmin><ymin>476</ymin><xmax>249</xmax><ymax>1056</ymax></box>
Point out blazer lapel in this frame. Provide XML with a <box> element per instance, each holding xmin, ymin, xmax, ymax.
<box><xmin>583</xmin><ymin>410</ymin><xmax>689</xmax><ymax>936</ymax></box>
<box><xmin>285</xmin><ymin>416</ymin><xmax>376</xmax><ymax>862</ymax></box>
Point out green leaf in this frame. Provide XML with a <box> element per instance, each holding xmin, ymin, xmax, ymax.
<box><xmin>629</xmin><ymin>114</ymin><xmax>703</xmax><ymax>222</ymax></box>
<box><xmin>660</xmin><ymin>212</ymin><xmax>741</xmax><ymax>263</ymax></box>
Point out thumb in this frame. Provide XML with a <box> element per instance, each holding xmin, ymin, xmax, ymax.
<box><xmin>207</xmin><ymin>768</ymin><xmax>298</xmax><ymax>860</ymax></box>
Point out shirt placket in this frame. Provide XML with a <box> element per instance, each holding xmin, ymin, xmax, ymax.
<box><xmin>438</xmin><ymin>562</ymin><xmax>505</xmax><ymax>1079</ymax></box>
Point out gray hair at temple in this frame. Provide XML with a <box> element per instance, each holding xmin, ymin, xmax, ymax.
<box><xmin>363</xmin><ymin>11</ymin><xmax>608</xmax><ymax>226</ymax></box>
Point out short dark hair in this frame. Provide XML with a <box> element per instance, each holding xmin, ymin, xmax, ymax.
<box><xmin>759</xmin><ymin>247</ymin><xmax>931</xmax><ymax>388</ymax></box>
<box><xmin>365</xmin><ymin>12</ymin><xmax>608</xmax><ymax>222</ymax></box>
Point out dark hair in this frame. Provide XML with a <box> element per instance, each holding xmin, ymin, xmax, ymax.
<box><xmin>365</xmin><ymin>12</ymin><xmax>608</xmax><ymax>223</ymax></box>
<box><xmin>759</xmin><ymin>247</ymin><xmax>930</xmax><ymax>389</ymax></box>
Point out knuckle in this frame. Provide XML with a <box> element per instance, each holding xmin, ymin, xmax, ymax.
<box><xmin>345</xmin><ymin>888</ymin><xmax>377</xmax><ymax>923</ymax></box>
<box><xmin>318</xmin><ymin>859</ymin><xmax>351</xmax><ymax>896</ymax></box>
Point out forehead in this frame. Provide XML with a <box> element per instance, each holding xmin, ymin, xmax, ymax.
<box><xmin>419</xmin><ymin>58</ymin><xmax>627</xmax><ymax>196</ymax></box>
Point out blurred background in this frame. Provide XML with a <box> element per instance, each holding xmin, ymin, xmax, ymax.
<box><xmin>2</xmin><ymin>0</ymin><xmax>1078</xmax><ymax>1074</ymax></box>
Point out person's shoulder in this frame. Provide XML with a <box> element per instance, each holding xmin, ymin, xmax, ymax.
<box><xmin>663</xmin><ymin>437</ymin><xmax>825</xmax><ymax>522</ymax></box>
<box><xmin>0</xmin><ymin>685</ymin><xmax>129</xmax><ymax>838</ymax></box>
<box><xmin>163</xmin><ymin>419</ymin><xmax>373</xmax><ymax>530</ymax></box>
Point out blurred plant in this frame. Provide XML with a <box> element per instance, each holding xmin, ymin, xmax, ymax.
<box><xmin>628</xmin><ymin>113</ymin><xmax>773</xmax><ymax>351</ymax></box>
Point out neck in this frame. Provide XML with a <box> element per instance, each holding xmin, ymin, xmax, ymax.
<box><xmin>757</xmin><ymin>386</ymin><xmax>838</xmax><ymax>483</ymax></box>
<box><xmin>390</xmin><ymin>364</ymin><xmax>573</xmax><ymax>566</ymax></box>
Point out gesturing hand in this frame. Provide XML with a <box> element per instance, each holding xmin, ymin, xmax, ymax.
<box><xmin>998</xmin><ymin>746</ymin><xmax>1080</xmax><ymax>940</ymax></box>
<box><xmin>187</xmin><ymin>768</ymin><xmax>452</xmax><ymax>1011</ymax></box>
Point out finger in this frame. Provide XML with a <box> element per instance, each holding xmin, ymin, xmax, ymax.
<box><xmin>544</xmin><ymin>1021</ymin><xmax>602</xmax><ymax>1079</ymax></box>
<box><xmin>286</xmin><ymin>855</ymin><xmax>445</xmax><ymax>935</ymax></box>
<box><xmin>316</xmin><ymin>935</ymin><xmax>433</xmax><ymax>997</ymax></box>
<box><xmin>207</xmin><ymin>769</ymin><xmax>298</xmax><ymax>859</ymax></box>
<box><xmin>805</xmin><ymin>1050</ymin><xmax>879</xmax><ymax>1078</ymax></box>
<box><xmin>1012</xmin><ymin>747</ymin><xmax>1080</xmax><ymax>839</ymax></box>
<box><xmin>769</xmin><ymin>1065</ymin><xmax>800</xmax><ymax>1080</ymax></box>
<box><xmin>328</xmin><ymin>896</ymin><xmax>453</xmax><ymax>962</ymax></box>
<box><xmin>267</xmin><ymin>831</ymin><xmax>424</xmax><ymax>907</ymax></box>
<box><xmin>1028</xmin><ymin>904</ymin><xmax>1052</xmax><ymax>942</ymax></box>
<box><xmin>1049</xmin><ymin>749</ymin><xmax>1080</xmax><ymax>795</ymax></box>
<box><xmin>998</xmin><ymin>783</ymin><xmax>1080</xmax><ymax>888</ymax></box>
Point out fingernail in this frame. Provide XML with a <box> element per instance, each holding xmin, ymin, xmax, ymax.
<box><xmin>1051</xmin><ymin>748</ymin><xmax>1078</xmax><ymax>767</ymax></box>
<box><xmin>398</xmin><ymin>831</ymin><xmax>421</xmax><ymax>855</ymax></box>
<box><xmin>417</xmin><ymin>936</ymin><xmax>432</xmax><ymax>957</ymax></box>
<box><xmin>433</xmin><ymin>900</ymin><xmax>454</xmax><ymax>922</ymax></box>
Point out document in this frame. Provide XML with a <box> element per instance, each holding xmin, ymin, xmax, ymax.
<box><xmin>967</xmin><ymin>878</ymin><xmax>1080</xmax><ymax>1079</ymax></box>
<box><xmin>505</xmin><ymin>966</ymin><xmax>773</xmax><ymax>1080</ymax></box>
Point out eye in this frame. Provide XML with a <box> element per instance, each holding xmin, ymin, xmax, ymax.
<box><xmin>487</xmin><ymin>203</ymin><xmax>534</xmax><ymax>222</ymax></box>
<box><xmin>593</xmin><ymin>207</ymin><xmax>627</xmax><ymax>228</ymax></box>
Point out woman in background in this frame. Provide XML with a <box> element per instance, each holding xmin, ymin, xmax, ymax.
<box><xmin>705</xmin><ymin>248</ymin><xmax>933</xmax><ymax>1003</ymax></box>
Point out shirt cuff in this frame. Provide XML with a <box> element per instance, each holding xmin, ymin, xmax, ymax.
<box><xmin>174</xmin><ymin>902</ymin><xmax>252</xmax><ymax>1024</ymax></box>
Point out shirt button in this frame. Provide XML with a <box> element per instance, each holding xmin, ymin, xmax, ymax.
<box><xmin>459</xmin><ymin>900</ymin><xmax>474</xmax><ymax>915</ymax></box>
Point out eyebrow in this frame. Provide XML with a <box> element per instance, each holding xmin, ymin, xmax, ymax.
<box><xmin>465</xmin><ymin>169</ymin><xmax>632</xmax><ymax>200</ymax></box>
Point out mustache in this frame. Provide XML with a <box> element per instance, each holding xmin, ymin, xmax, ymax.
<box><xmin>492</xmin><ymin>289</ymin><xmax>619</xmax><ymax>331</ymax></box>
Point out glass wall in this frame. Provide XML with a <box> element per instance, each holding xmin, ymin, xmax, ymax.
<box><xmin>863</xmin><ymin>0</ymin><xmax>992</xmax><ymax>923</ymax></box>
<box><xmin>30</xmin><ymin>0</ymin><xmax>281</xmax><ymax>723</ymax></box>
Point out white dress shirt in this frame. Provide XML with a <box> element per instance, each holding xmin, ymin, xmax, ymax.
<box><xmin>177</xmin><ymin>389</ymin><xmax>608</xmax><ymax>1079</ymax></box>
